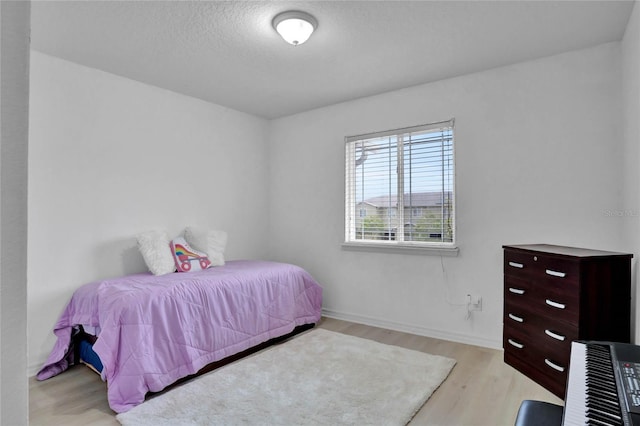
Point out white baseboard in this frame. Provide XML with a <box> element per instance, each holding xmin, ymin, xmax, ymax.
<box><xmin>322</xmin><ymin>308</ymin><xmax>503</xmax><ymax>350</ymax></box>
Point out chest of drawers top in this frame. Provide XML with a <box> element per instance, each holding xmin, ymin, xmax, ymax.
<box><xmin>503</xmin><ymin>244</ymin><xmax>632</xmax><ymax>281</ymax></box>
<box><xmin>503</xmin><ymin>244</ymin><xmax>632</xmax><ymax>259</ymax></box>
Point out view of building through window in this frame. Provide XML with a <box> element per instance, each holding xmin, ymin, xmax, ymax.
<box><xmin>345</xmin><ymin>120</ymin><xmax>454</xmax><ymax>245</ymax></box>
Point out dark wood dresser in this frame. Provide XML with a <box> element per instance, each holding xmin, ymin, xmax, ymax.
<box><xmin>502</xmin><ymin>244</ymin><xmax>632</xmax><ymax>398</ymax></box>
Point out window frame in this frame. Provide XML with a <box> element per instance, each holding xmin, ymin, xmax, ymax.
<box><xmin>343</xmin><ymin>119</ymin><xmax>458</xmax><ymax>255</ymax></box>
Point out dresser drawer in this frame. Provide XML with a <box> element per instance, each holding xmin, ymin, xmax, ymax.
<box><xmin>504</xmin><ymin>304</ymin><xmax>533</xmax><ymax>334</ymax></box>
<box><xmin>504</xmin><ymin>250</ymin><xmax>537</xmax><ymax>277</ymax></box>
<box><xmin>533</xmin><ymin>255</ymin><xmax>580</xmax><ymax>286</ymax></box>
<box><xmin>505</xmin><ymin>283</ymin><xmax>579</xmax><ymax>327</ymax></box>
<box><xmin>504</xmin><ymin>249</ymin><xmax>580</xmax><ymax>285</ymax></box>
<box><xmin>535</xmin><ymin>293</ymin><xmax>580</xmax><ymax>327</ymax></box>
<box><xmin>504</xmin><ymin>275</ymin><xmax>531</xmax><ymax>300</ymax></box>
<box><xmin>504</xmin><ymin>350</ymin><xmax>567</xmax><ymax>399</ymax></box>
<box><xmin>530</xmin><ymin>350</ymin><xmax>569</xmax><ymax>384</ymax></box>
<box><xmin>504</xmin><ymin>301</ymin><xmax>576</xmax><ymax>350</ymax></box>
<box><xmin>506</xmin><ymin>347</ymin><xmax>569</xmax><ymax>396</ymax></box>
<box><xmin>530</xmin><ymin>317</ymin><xmax>576</xmax><ymax>363</ymax></box>
<box><xmin>503</xmin><ymin>327</ymin><xmax>571</xmax><ymax>374</ymax></box>
<box><xmin>504</xmin><ymin>304</ymin><xmax>571</xmax><ymax>400</ymax></box>
<box><xmin>503</xmin><ymin>324</ymin><xmax>535</xmax><ymax>359</ymax></box>
<box><xmin>503</xmin><ymin>327</ymin><xmax>571</xmax><ymax>398</ymax></box>
<box><xmin>532</xmin><ymin>290</ymin><xmax>580</xmax><ymax>327</ymax></box>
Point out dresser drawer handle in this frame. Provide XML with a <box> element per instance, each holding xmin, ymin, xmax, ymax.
<box><xmin>544</xmin><ymin>358</ymin><xmax>565</xmax><ymax>373</ymax></box>
<box><xmin>544</xmin><ymin>329</ymin><xmax>566</xmax><ymax>341</ymax></box>
<box><xmin>508</xmin><ymin>287</ymin><xmax>525</xmax><ymax>295</ymax></box>
<box><xmin>508</xmin><ymin>313</ymin><xmax>524</xmax><ymax>323</ymax></box>
<box><xmin>508</xmin><ymin>339</ymin><xmax>524</xmax><ymax>349</ymax></box>
<box><xmin>545</xmin><ymin>269</ymin><xmax>566</xmax><ymax>278</ymax></box>
<box><xmin>545</xmin><ymin>299</ymin><xmax>566</xmax><ymax>310</ymax></box>
<box><xmin>509</xmin><ymin>262</ymin><xmax>524</xmax><ymax>269</ymax></box>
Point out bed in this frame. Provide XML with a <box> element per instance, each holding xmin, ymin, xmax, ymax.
<box><xmin>36</xmin><ymin>260</ymin><xmax>323</xmax><ymax>413</ymax></box>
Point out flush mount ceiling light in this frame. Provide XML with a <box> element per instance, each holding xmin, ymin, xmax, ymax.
<box><xmin>272</xmin><ymin>11</ymin><xmax>318</xmax><ymax>46</ymax></box>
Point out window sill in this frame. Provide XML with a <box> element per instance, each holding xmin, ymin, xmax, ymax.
<box><xmin>341</xmin><ymin>242</ymin><xmax>459</xmax><ymax>256</ymax></box>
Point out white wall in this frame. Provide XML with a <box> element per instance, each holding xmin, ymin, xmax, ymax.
<box><xmin>622</xmin><ymin>2</ymin><xmax>640</xmax><ymax>342</ymax></box>
<box><xmin>268</xmin><ymin>43</ymin><xmax>625</xmax><ymax>348</ymax></box>
<box><xmin>27</xmin><ymin>52</ymin><xmax>270</xmax><ymax>374</ymax></box>
<box><xmin>28</xmin><ymin>12</ymin><xmax>636</xmax><ymax>377</ymax></box>
<box><xmin>1</xmin><ymin>1</ymin><xmax>30</xmax><ymax>423</ymax></box>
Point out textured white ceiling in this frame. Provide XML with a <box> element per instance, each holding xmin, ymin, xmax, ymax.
<box><xmin>31</xmin><ymin>1</ymin><xmax>635</xmax><ymax>119</ymax></box>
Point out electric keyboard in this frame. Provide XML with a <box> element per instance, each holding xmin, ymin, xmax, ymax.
<box><xmin>563</xmin><ymin>341</ymin><xmax>640</xmax><ymax>425</ymax></box>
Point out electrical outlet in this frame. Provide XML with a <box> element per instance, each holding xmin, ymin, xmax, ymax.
<box><xmin>464</xmin><ymin>294</ymin><xmax>483</xmax><ymax>320</ymax></box>
<box><xmin>472</xmin><ymin>296</ymin><xmax>482</xmax><ymax>311</ymax></box>
<box><xmin>466</xmin><ymin>294</ymin><xmax>482</xmax><ymax>311</ymax></box>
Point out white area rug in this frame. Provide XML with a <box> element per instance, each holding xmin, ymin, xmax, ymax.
<box><xmin>116</xmin><ymin>329</ymin><xmax>456</xmax><ymax>426</ymax></box>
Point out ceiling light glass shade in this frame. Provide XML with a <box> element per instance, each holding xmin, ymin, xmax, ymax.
<box><xmin>272</xmin><ymin>11</ymin><xmax>318</xmax><ymax>46</ymax></box>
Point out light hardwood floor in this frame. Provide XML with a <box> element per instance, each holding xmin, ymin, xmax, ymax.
<box><xmin>29</xmin><ymin>317</ymin><xmax>562</xmax><ymax>425</ymax></box>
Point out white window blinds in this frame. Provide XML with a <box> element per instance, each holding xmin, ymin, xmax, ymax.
<box><xmin>345</xmin><ymin>119</ymin><xmax>455</xmax><ymax>246</ymax></box>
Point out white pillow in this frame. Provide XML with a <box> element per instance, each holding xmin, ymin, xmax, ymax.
<box><xmin>136</xmin><ymin>230</ymin><xmax>176</xmax><ymax>275</ymax></box>
<box><xmin>184</xmin><ymin>226</ymin><xmax>227</xmax><ymax>267</ymax></box>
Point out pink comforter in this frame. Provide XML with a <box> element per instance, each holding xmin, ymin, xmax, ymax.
<box><xmin>37</xmin><ymin>260</ymin><xmax>322</xmax><ymax>413</ymax></box>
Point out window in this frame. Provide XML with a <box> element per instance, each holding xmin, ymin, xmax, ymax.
<box><xmin>344</xmin><ymin>119</ymin><xmax>455</xmax><ymax>249</ymax></box>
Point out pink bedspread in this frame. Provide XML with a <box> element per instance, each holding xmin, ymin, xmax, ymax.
<box><xmin>37</xmin><ymin>260</ymin><xmax>322</xmax><ymax>413</ymax></box>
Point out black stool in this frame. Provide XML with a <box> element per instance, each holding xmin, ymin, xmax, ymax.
<box><xmin>514</xmin><ymin>400</ymin><xmax>563</xmax><ymax>426</ymax></box>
